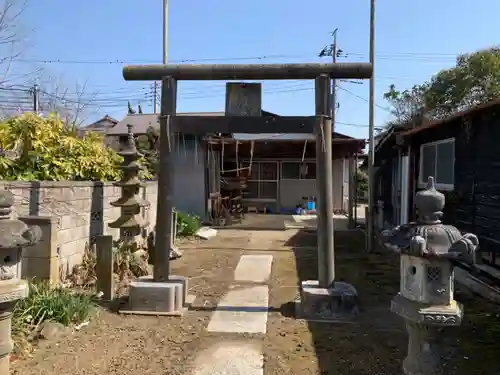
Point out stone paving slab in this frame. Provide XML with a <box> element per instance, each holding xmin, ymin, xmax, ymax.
<box><xmin>234</xmin><ymin>255</ymin><xmax>274</xmax><ymax>283</ymax></box>
<box><xmin>206</xmin><ymin>285</ymin><xmax>270</xmax><ymax>334</ymax></box>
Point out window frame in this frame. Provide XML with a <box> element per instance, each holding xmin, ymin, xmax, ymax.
<box><xmin>280</xmin><ymin>161</ymin><xmax>317</xmax><ymax>180</ymax></box>
<box><xmin>418</xmin><ymin>137</ymin><xmax>455</xmax><ymax>191</ymax></box>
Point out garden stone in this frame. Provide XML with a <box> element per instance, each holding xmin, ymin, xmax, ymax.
<box><xmin>39</xmin><ymin>321</ymin><xmax>67</xmax><ymax>341</ymax></box>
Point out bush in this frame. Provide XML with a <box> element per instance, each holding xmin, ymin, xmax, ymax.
<box><xmin>175</xmin><ymin>210</ymin><xmax>201</xmax><ymax>237</ymax></box>
<box><xmin>12</xmin><ymin>281</ymin><xmax>97</xmax><ymax>351</ymax></box>
<box><xmin>0</xmin><ymin>113</ymin><xmax>122</xmax><ymax>181</ymax></box>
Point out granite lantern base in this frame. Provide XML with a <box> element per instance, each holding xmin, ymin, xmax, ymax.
<box><xmin>0</xmin><ymin>280</ymin><xmax>29</xmax><ymax>373</ymax></box>
<box><xmin>295</xmin><ymin>280</ymin><xmax>359</xmax><ymax>323</ymax></box>
<box><xmin>391</xmin><ymin>294</ymin><xmax>463</xmax><ymax>375</ymax></box>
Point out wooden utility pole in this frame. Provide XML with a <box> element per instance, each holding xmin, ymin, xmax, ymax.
<box><xmin>367</xmin><ymin>0</ymin><xmax>376</xmax><ymax>252</ymax></box>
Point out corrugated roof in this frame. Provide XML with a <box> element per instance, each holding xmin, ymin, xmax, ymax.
<box><xmin>107</xmin><ymin>112</ymin><xmax>224</xmax><ymax>135</ymax></box>
<box><xmin>400</xmin><ymin>98</ymin><xmax>500</xmax><ymax>138</ymax></box>
<box><xmin>108</xmin><ymin>110</ymin><xmax>280</xmax><ymax>135</ymax></box>
<box><xmin>107</xmin><ymin>111</ymin><xmax>358</xmax><ymax>142</ymax></box>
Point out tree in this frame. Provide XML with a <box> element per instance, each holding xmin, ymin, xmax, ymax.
<box><xmin>383</xmin><ymin>47</ymin><xmax>500</xmax><ymax>126</ymax></box>
<box><xmin>128</xmin><ymin>101</ymin><xmax>135</xmax><ymax>114</ymax></box>
<box><xmin>136</xmin><ymin>126</ymin><xmax>159</xmax><ymax>179</ymax></box>
<box><xmin>383</xmin><ymin>83</ymin><xmax>429</xmax><ymax>128</ymax></box>
<box><xmin>426</xmin><ymin>47</ymin><xmax>500</xmax><ymax>119</ymax></box>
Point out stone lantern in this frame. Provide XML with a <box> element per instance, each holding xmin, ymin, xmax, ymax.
<box><xmin>0</xmin><ymin>190</ymin><xmax>41</xmax><ymax>374</ymax></box>
<box><xmin>109</xmin><ymin>124</ymin><xmax>150</xmax><ymax>246</ymax></box>
<box><xmin>384</xmin><ymin>177</ymin><xmax>479</xmax><ymax>375</ymax></box>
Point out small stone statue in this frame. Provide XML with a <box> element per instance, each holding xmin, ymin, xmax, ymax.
<box><xmin>386</xmin><ymin>177</ymin><xmax>479</xmax><ymax>375</ymax></box>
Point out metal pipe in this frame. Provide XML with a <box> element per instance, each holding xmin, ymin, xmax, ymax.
<box><xmin>123</xmin><ymin>63</ymin><xmax>373</xmax><ymax>81</ymax></box>
<box><xmin>163</xmin><ymin>0</ymin><xmax>168</xmax><ymax>64</ymax></box>
<box><xmin>315</xmin><ymin>75</ymin><xmax>335</xmax><ymax>288</ymax></box>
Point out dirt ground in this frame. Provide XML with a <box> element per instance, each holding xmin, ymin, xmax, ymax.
<box><xmin>12</xmin><ymin>228</ymin><xmax>500</xmax><ymax>375</ymax></box>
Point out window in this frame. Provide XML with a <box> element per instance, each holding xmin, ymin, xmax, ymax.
<box><xmin>419</xmin><ymin>138</ymin><xmax>455</xmax><ymax>190</ymax></box>
<box><xmin>244</xmin><ymin>162</ymin><xmax>278</xmax><ymax>200</ymax></box>
<box><xmin>281</xmin><ymin>162</ymin><xmax>316</xmax><ymax>180</ymax></box>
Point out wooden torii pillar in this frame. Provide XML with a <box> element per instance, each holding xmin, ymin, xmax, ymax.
<box><xmin>121</xmin><ymin>62</ymin><xmax>372</xmax><ymax>319</ymax></box>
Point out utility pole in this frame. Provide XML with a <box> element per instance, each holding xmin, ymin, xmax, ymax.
<box><xmin>153</xmin><ymin>81</ymin><xmax>158</xmax><ymax>113</ymax></box>
<box><xmin>330</xmin><ymin>29</ymin><xmax>338</xmax><ymax>130</ymax></box>
<box><xmin>32</xmin><ymin>83</ymin><xmax>39</xmax><ymax>114</ymax></box>
<box><xmin>319</xmin><ymin>29</ymin><xmax>339</xmax><ymax>129</ymax></box>
<box><xmin>367</xmin><ymin>0</ymin><xmax>376</xmax><ymax>252</ymax></box>
<box><xmin>163</xmin><ymin>0</ymin><xmax>168</xmax><ymax>65</ymax></box>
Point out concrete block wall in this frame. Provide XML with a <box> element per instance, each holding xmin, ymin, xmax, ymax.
<box><xmin>0</xmin><ymin>181</ymin><xmax>158</xmax><ymax>281</ymax></box>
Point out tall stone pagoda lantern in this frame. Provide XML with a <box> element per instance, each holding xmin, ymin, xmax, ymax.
<box><xmin>0</xmin><ymin>190</ymin><xmax>41</xmax><ymax>374</ymax></box>
<box><xmin>384</xmin><ymin>177</ymin><xmax>479</xmax><ymax>375</ymax></box>
<box><xmin>109</xmin><ymin>124</ymin><xmax>150</xmax><ymax>245</ymax></box>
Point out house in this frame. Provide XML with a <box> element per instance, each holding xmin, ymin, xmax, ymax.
<box><xmin>212</xmin><ymin>132</ymin><xmax>364</xmax><ymax>216</ymax></box>
<box><xmin>107</xmin><ymin>112</ymin><xmax>365</xmax><ymax>223</ymax></box>
<box><xmin>81</xmin><ymin>115</ymin><xmax>118</xmax><ymax>134</ymax></box>
<box><xmin>374</xmin><ymin>99</ymin><xmax>500</xmax><ymax>266</ymax></box>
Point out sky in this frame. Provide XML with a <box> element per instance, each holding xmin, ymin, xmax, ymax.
<box><xmin>5</xmin><ymin>0</ymin><xmax>500</xmax><ymax>139</ymax></box>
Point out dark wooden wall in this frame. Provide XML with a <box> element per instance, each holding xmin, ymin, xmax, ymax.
<box><xmin>407</xmin><ymin>104</ymin><xmax>500</xmax><ymax>264</ymax></box>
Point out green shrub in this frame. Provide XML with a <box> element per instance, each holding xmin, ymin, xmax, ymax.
<box><xmin>0</xmin><ymin>113</ymin><xmax>122</xmax><ymax>181</ymax></box>
<box><xmin>175</xmin><ymin>210</ymin><xmax>201</xmax><ymax>237</ymax></box>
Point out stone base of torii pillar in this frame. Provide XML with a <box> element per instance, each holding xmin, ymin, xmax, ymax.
<box><xmin>295</xmin><ymin>280</ymin><xmax>359</xmax><ymax>323</ymax></box>
<box><xmin>121</xmin><ymin>275</ymin><xmax>195</xmax><ymax>316</ymax></box>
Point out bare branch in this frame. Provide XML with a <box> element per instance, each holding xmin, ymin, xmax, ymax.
<box><xmin>37</xmin><ymin>74</ymin><xmax>100</xmax><ymax>127</ymax></box>
<box><xmin>0</xmin><ymin>0</ymin><xmax>31</xmax><ymax>84</ymax></box>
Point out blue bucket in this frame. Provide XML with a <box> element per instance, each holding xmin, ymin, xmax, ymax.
<box><xmin>307</xmin><ymin>201</ymin><xmax>316</xmax><ymax>210</ymax></box>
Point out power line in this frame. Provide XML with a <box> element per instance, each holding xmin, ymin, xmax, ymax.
<box><xmin>336</xmin><ymin>85</ymin><xmax>390</xmax><ymax>112</ymax></box>
<box><xmin>3</xmin><ymin>49</ymin><xmax>472</xmax><ymax>66</ymax></box>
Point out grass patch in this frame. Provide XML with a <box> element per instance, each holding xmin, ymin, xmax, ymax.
<box><xmin>12</xmin><ymin>281</ymin><xmax>98</xmax><ymax>354</ymax></box>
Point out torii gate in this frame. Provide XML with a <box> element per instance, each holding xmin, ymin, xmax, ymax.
<box><xmin>121</xmin><ymin>62</ymin><xmax>372</xmax><ymax>320</ymax></box>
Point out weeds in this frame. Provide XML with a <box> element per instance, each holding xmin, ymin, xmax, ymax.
<box><xmin>12</xmin><ymin>281</ymin><xmax>97</xmax><ymax>355</ymax></box>
<box><xmin>176</xmin><ymin>210</ymin><xmax>201</xmax><ymax>237</ymax></box>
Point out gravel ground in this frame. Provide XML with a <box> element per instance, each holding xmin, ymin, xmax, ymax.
<box><xmin>12</xmin><ymin>228</ymin><xmax>500</xmax><ymax>375</ymax></box>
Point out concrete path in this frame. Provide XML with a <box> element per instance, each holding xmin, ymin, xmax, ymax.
<box><xmin>193</xmin><ymin>253</ymin><xmax>273</xmax><ymax>375</ymax></box>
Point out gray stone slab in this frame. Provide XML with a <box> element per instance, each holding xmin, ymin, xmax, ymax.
<box><xmin>234</xmin><ymin>255</ymin><xmax>273</xmax><ymax>283</ymax></box>
<box><xmin>207</xmin><ymin>285</ymin><xmax>269</xmax><ymax>334</ymax></box>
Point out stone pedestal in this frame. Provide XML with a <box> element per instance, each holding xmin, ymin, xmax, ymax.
<box><xmin>120</xmin><ymin>275</ymin><xmax>194</xmax><ymax>316</ymax></box>
<box><xmin>296</xmin><ymin>280</ymin><xmax>359</xmax><ymax>322</ymax></box>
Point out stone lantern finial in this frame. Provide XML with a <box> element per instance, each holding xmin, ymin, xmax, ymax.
<box><xmin>415</xmin><ymin>176</ymin><xmax>445</xmax><ymax>225</ymax></box>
